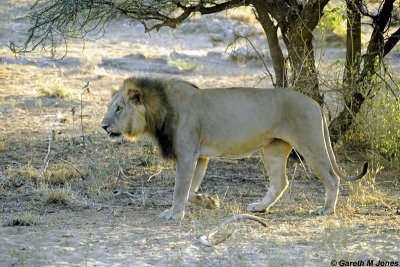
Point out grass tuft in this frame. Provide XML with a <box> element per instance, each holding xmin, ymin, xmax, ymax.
<box><xmin>167</xmin><ymin>58</ymin><xmax>198</xmax><ymax>72</ymax></box>
<box><xmin>40</xmin><ymin>184</ymin><xmax>72</xmax><ymax>204</ymax></box>
<box><xmin>3</xmin><ymin>212</ymin><xmax>39</xmax><ymax>227</ymax></box>
<box><xmin>42</xmin><ymin>163</ymin><xmax>81</xmax><ymax>185</ymax></box>
<box><xmin>37</xmin><ymin>80</ymin><xmax>72</xmax><ymax>98</ymax></box>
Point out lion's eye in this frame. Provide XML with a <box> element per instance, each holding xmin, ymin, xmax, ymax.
<box><xmin>116</xmin><ymin>106</ymin><xmax>123</xmax><ymax>112</ymax></box>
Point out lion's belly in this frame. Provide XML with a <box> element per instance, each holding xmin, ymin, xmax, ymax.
<box><xmin>199</xmin><ymin>133</ymin><xmax>273</xmax><ymax>158</ymax></box>
<box><xmin>199</xmin><ymin>146</ymin><xmax>261</xmax><ymax>158</ymax></box>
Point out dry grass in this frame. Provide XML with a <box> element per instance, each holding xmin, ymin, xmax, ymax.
<box><xmin>39</xmin><ymin>184</ymin><xmax>73</xmax><ymax>204</ymax></box>
<box><xmin>3</xmin><ymin>212</ymin><xmax>39</xmax><ymax>227</ymax></box>
<box><xmin>4</xmin><ymin>162</ymin><xmax>80</xmax><ymax>185</ymax></box>
<box><xmin>42</xmin><ymin>163</ymin><xmax>81</xmax><ymax>185</ymax></box>
<box><xmin>167</xmin><ymin>58</ymin><xmax>198</xmax><ymax>72</ymax></box>
<box><xmin>226</xmin><ymin>6</ymin><xmax>259</xmax><ymax>26</ymax></box>
<box><xmin>37</xmin><ymin>79</ymin><xmax>73</xmax><ymax>99</ymax></box>
<box><xmin>0</xmin><ymin>142</ymin><xmax>5</xmax><ymax>151</ymax></box>
<box><xmin>15</xmin><ymin>164</ymin><xmax>40</xmax><ymax>180</ymax></box>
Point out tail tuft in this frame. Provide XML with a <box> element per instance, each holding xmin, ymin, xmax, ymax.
<box><xmin>361</xmin><ymin>162</ymin><xmax>369</xmax><ymax>176</ymax></box>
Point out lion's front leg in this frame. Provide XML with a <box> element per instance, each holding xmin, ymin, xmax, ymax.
<box><xmin>160</xmin><ymin>156</ymin><xmax>198</xmax><ymax>220</ymax></box>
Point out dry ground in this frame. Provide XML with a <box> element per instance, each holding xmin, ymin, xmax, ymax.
<box><xmin>0</xmin><ymin>2</ymin><xmax>399</xmax><ymax>266</ymax></box>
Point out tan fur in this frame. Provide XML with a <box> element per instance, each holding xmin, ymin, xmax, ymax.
<box><xmin>102</xmin><ymin>77</ymin><xmax>368</xmax><ymax>221</ymax></box>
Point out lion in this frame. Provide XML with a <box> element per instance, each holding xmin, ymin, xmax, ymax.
<box><xmin>101</xmin><ymin>77</ymin><xmax>368</xmax><ymax>220</ymax></box>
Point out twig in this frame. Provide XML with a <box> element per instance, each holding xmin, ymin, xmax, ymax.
<box><xmin>199</xmin><ymin>214</ymin><xmax>267</xmax><ymax>247</ymax></box>
<box><xmin>292</xmin><ymin>149</ymin><xmax>312</xmax><ymax>180</ymax></box>
<box><xmin>114</xmin><ymin>190</ymin><xmax>137</xmax><ymax>200</ymax></box>
<box><xmin>208</xmin><ymin>175</ymin><xmax>230</xmax><ymax>180</ymax></box>
<box><xmin>227</xmin><ymin>34</ymin><xmax>275</xmax><ymax>86</ymax></box>
<box><xmin>147</xmin><ymin>169</ymin><xmax>163</xmax><ymax>181</ymax></box>
<box><xmin>117</xmin><ymin>163</ymin><xmax>129</xmax><ymax>178</ymax></box>
<box><xmin>209</xmin><ymin>175</ymin><xmax>264</xmax><ymax>181</ymax></box>
<box><xmin>41</xmin><ymin>115</ymin><xmax>56</xmax><ymax>176</ymax></box>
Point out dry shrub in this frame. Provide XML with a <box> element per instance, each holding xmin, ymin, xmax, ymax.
<box><xmin>42</xmin><ymin>163</ymin><xmax>81</xmax><ymax>185</ymax></box>
<box><xmin>6</xmin><ymin>163</ymin><xmax>80</xmax><ymax>185</ymax></box>
<box><xmin>3</xmin><ymin>212</ymin><xmax>39</xmax><ymax>227</ymax></box>
<box><xmin>39</xmin><ymin>184</ymin><xmax>72</xmax><ymax>204</ymax></box>
<box><xmin>346</xmin><ymin>165</ymin><xmax>388</xmax><ymax>210</ymax></box>
<box><xmin>37</xmin><ymin>80</ymin><xmax>72</xmax><ymax>98</ymax></box>
<box><xmin>346</xmin><ymin>90</ymin><xmax>400</xmax><ymax>169</ymax></box>
<box><xmin>8</xmin><ymin>164</ymin><xmax>40</xmax><ymax>181</ymax></box>
<box><xmin>226</xmin><ymin>6</ymin><xmax>259</xmax><ymax>26</ymax></box>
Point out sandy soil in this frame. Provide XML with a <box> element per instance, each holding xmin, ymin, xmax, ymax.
<box><xmin>0</xmin><ymin>2</ymin><xmax>399</xmax><ymax>266</ymax></box>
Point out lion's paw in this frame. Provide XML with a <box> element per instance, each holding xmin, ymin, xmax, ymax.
<box><xmin>246</xmin><ymin>203</ymin><xmax>267</xmax><ymax>213</ymax></box>
<box><xmin>159</xmin><ymin>208</ymin><xmax>184</xmax><ymax>220</ymax></box>
<box><xmin>190</xmin><ymin>193</ymin><xmax>220</xmax><ymax>209</ymax></box>
<box><xmin>316</xmin><ymin>206</ymin><xmax>335</xmax><ymax>216</ymax></box>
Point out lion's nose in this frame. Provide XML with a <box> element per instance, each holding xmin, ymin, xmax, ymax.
<box><xmin>101</xmin><ymin>125</ymin><xmax>109</xmax><ymax>132</ymax></box>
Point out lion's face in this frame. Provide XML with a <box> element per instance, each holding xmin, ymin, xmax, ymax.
<box><xmin>101</xmin><ymin>82</ymin><xmax>147</xmax><ymax>142</ymax></box>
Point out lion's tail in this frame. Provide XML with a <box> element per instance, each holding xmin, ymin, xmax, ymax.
<box><xmin>322</xmin><ymin>113</ymin><xmax>368</xmax><ymax>181</ymax></box>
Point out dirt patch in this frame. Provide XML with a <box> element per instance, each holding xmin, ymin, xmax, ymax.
<box><xmin>0</xmin><ymin>3</ymin><xmax>399</xmax><ymax>267</ymax></box>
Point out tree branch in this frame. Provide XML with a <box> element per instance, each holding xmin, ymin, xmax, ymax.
<box><xmin>146</xmin><ymin>0</ymin><xmax>248</xmax><ymax>32</ymax></box>
<box><xmin>359</xmin><ymin>0</ymin><xmax>395</xmax><ymax>81</ymax></box>
<box><xmin>301</xmin><ymin>0</ymin><xmax>331</xmax><ymax>31</ymax></box>
<box><xmin>383</xmin><ymin>27</ymin><xmax>400</xmax><ymax>57</ymax></box>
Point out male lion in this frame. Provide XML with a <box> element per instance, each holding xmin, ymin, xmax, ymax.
<box><xmin>101</xmin><ymin>77</ymin><xmax>368</xmax><ymax>220</ymax></box>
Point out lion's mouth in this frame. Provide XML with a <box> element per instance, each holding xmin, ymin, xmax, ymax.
<box><xmin>108</xmin><ymin>132</ymin><xmax>121</xmax><ymax>138</ymax></box>
<box><xmin>106</xmin><ymin>131</ymin><xmax>123</xmax><ymax>142</ymax></box>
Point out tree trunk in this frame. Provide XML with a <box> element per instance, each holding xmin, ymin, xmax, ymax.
<box><xmin>282</xmin><ymin>27</ymin><xmax>323</xmax><ymax>105</ymax></box>
<box><xmin>253</xmin><ymin>5</ymin><xmax>287</xmax><ymax>87</ymax></box>
<box><xmin>344</xmin><ymin>0</ymin><xmax>362</xmax><ymax>87</ymax></box>
<box><xmin>251</xmin><ymin>0</ymin><xmax>327</xmax><ymax>104</ymax></box>
<box><xmin>330</xmin><ymin>0</ymin><xmax>362</xmax><ymax>142</ymax></box>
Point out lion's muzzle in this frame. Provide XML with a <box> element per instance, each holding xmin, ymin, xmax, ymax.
<box><xmin>101</xmin><ymin>124</ymin><xmax>123</xmax><ymax>142</ymax></box>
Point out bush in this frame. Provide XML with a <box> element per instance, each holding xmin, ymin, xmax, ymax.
<box><xmin>37</xmin><ymin>80</ymin><xmax>72</xmax><ymax>98</ymax></box>
<box><xmin>347</xmin><ymin>89</ymin><xmax>400</xmax><ymax>168</ymax></box>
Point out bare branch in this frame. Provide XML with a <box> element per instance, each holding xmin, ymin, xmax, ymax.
<box><xmin>11</xmin><ymin>0</ymin><xmax>249</xmax><ymax>56</ymax></box>
<box><xmin>146</xmin><ymin>0</ymin><xmax>248</xmax><ymax>32</ymax></box>
<box><xmin>228</xmin><ymin>34</ymin><xmax>275</xmax><ymax>86</ymax></box>
<box><xmin>383</xmin><ymin>26</ymin><xmax>400</xmax><ymax>57</ymax></box>
<box><xmin>359</xmin><ymin>0</ymin><xmax>396</xmax><ymax>80</ymax></box>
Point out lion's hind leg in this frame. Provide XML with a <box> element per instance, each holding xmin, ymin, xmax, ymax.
<box><xmin>305</xmin><ymin>157</ymin><xmax>339</xmax><ymax>215</ymax></box>
<box><xmin>294</xmin><ymin>143</ymin><xmax>339</xmax><ymax>215</ymax></box>
<box><xmin>247</xmin><ymin>139</ymin><xmax>292</xmax><ymax>213</ymax></box>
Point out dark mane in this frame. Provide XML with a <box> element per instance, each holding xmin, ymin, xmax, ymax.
<box><xmin>130</xmin><ymin>77</ymin><xmax>178</xmax><ymax>159</ymax></box>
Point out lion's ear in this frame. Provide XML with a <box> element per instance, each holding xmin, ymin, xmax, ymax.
<box><xmin>124</xmin><ymin>85</ymin><xmax>143</xmax><ymax>104</ymax></box>
<box><xmin>111</xmin><ymin>86</ymin><xmax>119</xmax><ymax>97</ymax></box>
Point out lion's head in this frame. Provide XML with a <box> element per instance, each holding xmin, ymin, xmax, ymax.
<box><xmin>101</xmin><ymin>78</ymin><xmax>147</xmax><ymax>142</ymax></box>
<box><xmin>101</xmin><ymin>77</ymin><xmax>177</xmax><ymax>158</ymax></box>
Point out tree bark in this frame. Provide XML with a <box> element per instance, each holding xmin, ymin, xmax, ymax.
<box><xmin>282</xmin><ymin>28</ymin><xmax>323</xmax><ymax>105</ymax></box>
<box><xmin>344</xmin><ymin>0</ymin><xmax>362</xmax><ymax>87</ymax></box>
<box><xmin>330</xmin><ymin>0</ymin><xmax>362</xmax><ymax>142</ymax></box>
<box><xmin>253</xmin><ymin>6</ymin><xmax>287</xmax><ymax>88</ymax></box>
<box><xmin>251</xmin><ymin>0</ymin><xmax>329</xmax><ymax>105</ymax></box>
<box><xmin>360</xmin><ymin>0</ymin><xmax>395</xmax><ymax>80</ymax></box>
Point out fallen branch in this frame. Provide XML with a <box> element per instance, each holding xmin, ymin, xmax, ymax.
<box><xmin>199</xmin><ymin>214</ymin><xmax>267</xmax><ymax>247</ymax></box>
<box><xmin>147</xmin><ymin>169</ymin><xmax>163</xmax><ymax>181</ymax></box>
